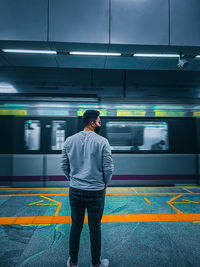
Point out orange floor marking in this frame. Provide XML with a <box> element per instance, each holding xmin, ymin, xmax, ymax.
<box><xmin>167</xmin><ymin>194</ymin><xmax>183</xmax><ymax>214</ymax></box>
<box><xmin>167</xmin><ymin>202</ymin><xmax>182</xmax><ymax>214</ymax></box>
<box><xmin>0</xmin><ymin>186</ymin><xmax>200</xmax><ymax>190</ymax></box>
<box><xmin>182</xmin><ymin>199</ymin><xmax>199</xmax><ymax>204</ymax></box>
<box><xmin>1</xmin><ymin>192</ymin><xmax>200</xmax><ymax>225</ymax></box>
<box><xmin>144</xmin><ymin>197</ymin><xmax>151</xmax><ymax>203</ymax></box>
<box><xmin>28</xmin><ymin>200</ymin><xmax>44</xmax><ymax>205</ymax></box>
<box><xmin>1</xmin><ymin>193</ymin><xmax>196</xmax><ymax>198</ymax></box>
<box><xmin>1</xmin><ymin>192</ymin><xmax>200</xmax><ymax>197</ymax></box>
<box><xmin>40</xmin><ymin>195</ymin><xmax>62</xmax><ymax>216</ymax></box>
<box><xmin>0</xmin><ymin>214</ymin><xmax>200</xmax><ymax>225</ymax></box>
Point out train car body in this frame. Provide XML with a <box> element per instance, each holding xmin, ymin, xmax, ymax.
<box><xmin>0</xmin><ymin>115</ymin><xmax>199</xmax><ymax>187</ymax></box>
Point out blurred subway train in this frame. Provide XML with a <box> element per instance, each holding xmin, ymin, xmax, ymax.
<box><xmin>1</xmin><ymin>114</ymin><xmax>200</xmax><ymax>187</ymax></box>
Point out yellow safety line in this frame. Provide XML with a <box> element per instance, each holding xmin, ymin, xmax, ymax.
<box><xmin>110</xmin><ymin>186</ymin><xmax>200</xmax><ymax>189</ymax></box>
<box><xmin>0</xmin><ymin>186</ymin><xmax>199</xmax><ymax>190</ymax></box>
<box><xmin>20</xmin><ymin>224</ymin><xmax>50</xmax><ymax>226</ymax></box>
<box><xmin>0</xmin><ymin>187</ymin><xmax>69</xmax><ymax>190</ymax></box>
<box><xmin>144</xmin><ymin>197</ymin><xmax>151</xmax><ymax>203</ymax></box>
<box><xmin>40</xmin><ymin>196</ymin><xmax>62</xmax><ymax>216</ymax></box>
<box><xmin>0</xmin><ymin>192</ymin><xmax>200</xmax><ymax>198</ymax></box>
<box><xmin>1</xmin><ymin>213</ymin><xmax>200</xmax><ymax>225</ymax></box>
<box><xmin>1</xmin><ymin>193</ymin><xmax>200</xmax><ymax>197</ymax></box>
<box><xmin>28</xmin><ymin>200</ymin><xmax>44</xmax><ymax>205</ymax></box>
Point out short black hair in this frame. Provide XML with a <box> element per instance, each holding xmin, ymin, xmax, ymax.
<box><xmin>82</xmin><ymin>110</ymin><xmax>100</xmax><ymax>127</ymax></box>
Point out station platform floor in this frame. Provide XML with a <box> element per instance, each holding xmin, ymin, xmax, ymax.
<box><xmin>0</xmin><ymin>186</ymin><xmax>200</xmax><ymax>267</ymax></box>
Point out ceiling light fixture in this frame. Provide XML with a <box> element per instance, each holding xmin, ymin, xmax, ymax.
<box><xmin>2</xmin><ymin>49</ymin><xmax>57</xmax><ymax>54</ymax></box>
<box><xmin>69</xmin><ymin>51</ymin><xmax>121</xmax><ymax>56</ymax></box>
<box><xmin>134</xmin><ymin>53</ymin><xmax>179</xmax><ymax>57</ymax></box>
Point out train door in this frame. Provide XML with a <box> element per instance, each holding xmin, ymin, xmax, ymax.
<box><xmin>0</xmin><ymin>116</ymin><xmax>13</xmax><ymax>186</ymax></box>
<box><xmin>195</xmin><ymin>117</ymin><xmax>200</xmax><ymax>185</ymax></box>
<box><xmin>43</xmin><ymin>117</ymin><xmax>77</xmax><ymax>187</ymax></box>
<box><xmin>13</xmin><ymin>116</ymin><xmax>44</xmax><ymax>187</ymax></box>
<box><xmin>13</xmin><ymin>116</ymin><xmax>77</xmax><ymax>187</ymax></box>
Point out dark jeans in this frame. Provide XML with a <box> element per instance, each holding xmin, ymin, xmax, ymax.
<box><xmin>69</xmin><ymin>186</ymin><xmax>106</xmax><ymax>265</ymax></box>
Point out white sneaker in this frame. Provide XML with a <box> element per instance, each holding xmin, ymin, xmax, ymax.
<box><xmin>99</xmin><ymin>259</ymin><xmax>109</xmax><ymax>267</ymax></box>
<box><xmin>67</xmin><ymin>257</ymin><xmax>79</xmax><ymax>267</ymax></box>
<box><xmin>91</xmin><ymin>259</ymin><xmax>109</xmax><ymax>267</ymax></box>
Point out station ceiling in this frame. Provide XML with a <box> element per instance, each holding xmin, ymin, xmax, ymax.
<box><xmin>1</xmin><ymin>41</ymin><xmax>200</xmax><ymax>102</ymax></box>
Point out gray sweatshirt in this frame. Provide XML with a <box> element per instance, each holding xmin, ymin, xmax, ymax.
<box><xmin>61</xmin><ymin>130</ymin><xmax>114</xmax><ymax>190</ymax></box>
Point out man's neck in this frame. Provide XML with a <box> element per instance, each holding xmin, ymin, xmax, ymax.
<box><xmin>84</xmin><ymin>125</ymin><xmax>94</xmax><ymax>132</ymax></box>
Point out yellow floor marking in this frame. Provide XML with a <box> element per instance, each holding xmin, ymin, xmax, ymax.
<box><xmin>182</xmin><ymin>199</ymin><xmax>199</xmax><ymax>203</ymax></box>
<box><xmin>110</xmin><ymin>186</ymin><xmax>200</xmax><ymax>188</ymax></box>
<box><xmin>0</xmin><ymin>186</ymin><xmax>199</xmax><ymax>190</ymax></box>
<box><xmin>144</xmin><ymin>197</ymin><xmax>151</xmax><ymax>203</ymax></box>
<box><xmin>1</xmin><ymin>193</ymin><xmax>200</xmax><ymax>197</ymax></box>
<box><xmin>36</xmin><ymin>203</ymin><xmax>57</xmax><ymax>205</ymax></box>
<box><xmin>28</xmin><ymin>200</ymin><xmax>44</xmax><ymax>205</ymax></box>
<box><xmin>172</xmin><ymin>202</ymin><xmax>193</xmax><ymax>204</ymax></box>
<box><xmin>172</xmin><ymin>199</ymin><xmax>199</xmax><ymax>204</ymax></box>
<box><xmin>20</xmin><ymin>224</ymin><xmax>50</xmax><ymax>226</ymax></box>
<box><xmin>0</xmin><ymin>187</ymin><xmax>70</xmax><ymax>190</ymax></box>
<box><xmin>1</xmin><ymin>213</ymin><xmax>200</xmax><ymax>225</ymax></box>
<box><xmin>167</xmin><ymin>202</ymin><xmax>182</xmax><ymax>214</ymax></box>
<box><xmin>167</xmin><ymin>194</ymin><xmax>183</xmax><ymax>214</ymax></box>
<box><xmin>40</xmin><ymin>195</ymin><xmax>62</xmax><ymax>216</ymax></box>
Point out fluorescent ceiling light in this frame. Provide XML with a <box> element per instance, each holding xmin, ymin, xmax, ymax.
<box><xmin>69</xmin><ymin>51</ymin><xmax>121</xmax><ymax>56</ymax></box>
<box><xmin>2</xmin><ymin>49</ymin><xmax>57</xmax><ymax>54</ymax></box>
<box><xmin>134</xmin><ymin>53</ymin><xmax>179</xmax><ymax>58</ymax></box>
<box><xmin>0</xmin><ymin>83</ymin><xmax>18</xmax><ymax>93</ymax></box>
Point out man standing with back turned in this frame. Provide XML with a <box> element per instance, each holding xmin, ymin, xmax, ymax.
<box><xmin>61</xmin><ymin>110</ymin><xmax>114</xmax><ymax>267</ymax></box>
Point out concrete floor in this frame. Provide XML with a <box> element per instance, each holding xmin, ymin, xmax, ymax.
<box><xmin>0</xmin><ymin>186</ymin><xmax>200</xmax><ymax>267</ymax></box>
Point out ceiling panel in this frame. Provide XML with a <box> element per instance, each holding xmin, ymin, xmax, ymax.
<box><xmin>111</xmin><ymin>0</ymin><xmax>168</xmax><ymax>45</ymax></box>
<box><xmin>56</xmin><ymin>55</ymin><xmax>106</xmax><ymax>69</ymax></box>
<box><xmin>92</xmin><ymin>69</ymin><xmax>123</xmax><ymax>86</ymax></box>
<box><xmin>0</xmin><ymin>67</ymin><xmax>92</xmax><ymax>85</ymax></box>
<box><xmin>0</xmin><ymin>54</ymin><xmax>58</xmax><ymax>68</ymax></box>
<box><xmin>126</xmin><ymin>85</ymin><xmax>200</xmax><ymax>99</ymax></box>
<box><xmin>49</xmin><ymin>0</ymin><xmax>109</xmax><ymax>43</ymax></box>
<box><xmin>105</xmin><ymin>56</ymin><xmax>156</xmax><ymax>70</ymax></box>
<box><xmin>0</xmin><ymin>54</ymin><xmax>9</xmax><ymax>66</ymax></box>
<box><xmin>0</xmin><ymin>40</ymin><xmax>52</xmax><ymax>50</ymax></box>
<box><xmin>108</xmin><ymin>44</ymin><xmax>167</xmax><ymax>54</ymax></box>
<box><xmin>170</xmin><ymin>0</ymin><xmax>200</xmax><ymax>46</ymax></box>
<box><xmin>49</xmin><ymin>42</ymin><xmax>109</xmax><ymax>52</ymax></box>
<box><xmin>0</xmin><ymin>0</ymin><xmax>48</xmax><ymax>41</ymax></box>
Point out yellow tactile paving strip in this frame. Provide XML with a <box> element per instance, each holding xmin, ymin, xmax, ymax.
<box><xmin>0</xmin><ymin>187</ymin><xmax>200</xmax><ymax>225</ymax></box>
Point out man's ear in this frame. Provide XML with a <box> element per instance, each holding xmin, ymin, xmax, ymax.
<box><xmin>91</xmin><ymin>121</ymin><xmax>95</xmax><ymax>127</ymax></box>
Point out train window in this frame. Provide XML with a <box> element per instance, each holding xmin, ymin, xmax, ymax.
<box><xmin>106</xmin><ymin>121</ymin><xmax>169</xmax><ymax>151</ymax></box>
<box><xmin>51</xmin><ymin>121</ymin><xmax>66</xmax><ymax>150</ymax></box>
<box><xmin>24</xmin><ymin>120</ymin><xmax>41</xmax><ymax>150</ymax></box>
